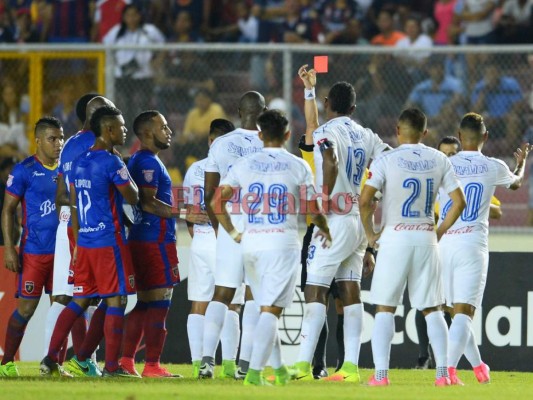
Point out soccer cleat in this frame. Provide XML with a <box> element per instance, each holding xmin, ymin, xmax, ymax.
<box><xmin>40</xmin><ymin>356</ymin><xmax>73</xmax><ymax>378</ymax></box>
<box><xmin>243</xmin><ymin>369</ymin><xmax>271</xmax><ymax>386</ymax></box>
<box><xmin>322</xmin><ymin>362</ymin><xmax>360</xmax><ymax>383</ymax></box>
<box><xmin>447</xmin><ymin>367</ymin><xmax>464</xmax><ymax>386</ymax></box>
<box><xmin>234</xmin><ymin>367</ymin><xmax>247</xmax><ymax>380</ymax></box>
<box><xmin>273</xmin><ymin>365</ymin><xmax>296</xmax><ymax>386</ymax></box>
<box><xmin>102</xmin><ymin>366</ymin><xmax>141</xmax><ymax>378</ymax></box>
<box><xmin>368</xmin><ymin>375</ymin><xmax>390</xmax><ymax>386</ymax></box>
<box><xmin>219</xmin><ymin>360</ymin><xmax>236</xmax><ymax>379</ymax></box>
<box><xmin>435</xmin><ymin>376</ymin><xmax>451</xmax><ymax>386</ymax></box>
<box><xmin>313</xmin><ymin>367</ymin><xmax>329</xmax><ymax>379</ymax></box>
<box><xmin>293</xmin><ymin>361</ymin><xmax>314</xmax><ymax>382</ymax></box>
<box><xmin>142</xmin><ymin>363</ymin><xmax>182</xmax><ymax>378</ymax></box>
<box><xmin>192</xmin><ymin>361</ymin><xmax>201</xmax><ymax>378</ymax></box>
<box><xmin>473</xmin><ymin>362</ymin><xmax>491</xmax><ymax>384</ymax></box>
<box><xmin>415</xmin><ymin>356</ymin><xmax>431</xmax><ymax>370</ymax></box>
<box><xmin>0</xmin><ymin>361</ymin><xmax>20</xmax><ymax>377</ymax></box>
<box><xmin>66</xmin><ymin>356</ymin><xmax>102</xmax><ymax>378</ymax></box>
<box><xmin>198</xmin><ymin>363</ymin><xmax>214</xmax><ymax>379</ymax></box>
<box><xmin>119</xmin><ymin>357</ymin><xmax>141</xmax><ymax>378</ymax></box>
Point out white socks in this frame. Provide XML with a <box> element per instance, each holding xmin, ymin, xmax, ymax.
<box><xmin>297</xmin><ymin>302</ymin><xmax>326</xmax><ymax>363</ymax></box>
<box><xmin>44</xmin><ymin>302</ymin><xmax>66</xmax><ymax>356</ymax></box>
<box><xmin>343</xmin><ymin>303</ymin><xmax>363</xmax><ymax>365</ymax></box>
<box><xmin>448</xmin><ymin>313</ymin><xmax>472</xmax><ymax>368</ymax></box>
<box><xmin>187</xmin><ymin>313</ymin><xmax>205</xmax><ymax>362</ymax></box>
<box><xmin>371</xmin><ymin>312</ymin><xmax>394</xmax><ymax>371</ymax></box>
<box><xmin>202</xmin><ymin>301</ymin><xmax>228</xmax><ymax>359</ymax></box>
<box><xmin>464</xmin><ymin>326</ymin><xmax>482</xmax><ymax>367</ymax></box>
<box><xmin>425</xmin><ymin>311</ymin><xmax>449</xmax><ymax>370</ymax></box>
<box><xmin>249</xmin><ymin>312</ymin><xmax>278</xmax><ymax>371</ymax></box>
<box><xmin>268</xmin><ymin>332</ymin><xmax>283</xmax><ymax>369</ymax></box>
<box><xmin>221</xmin><ymin>309</ymin><xmax>240</xmax><ymax>361</ymax></box>
<box><xmin>239</xmin><ymin>300</ymin><xmax>260</xmax><ymax>364</ymax></box>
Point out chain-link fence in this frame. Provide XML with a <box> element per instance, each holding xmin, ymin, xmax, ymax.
<box><xmin>1</xmin><ymin>44</ymin><xmax>532</xmax><ymax>229</ymax></box>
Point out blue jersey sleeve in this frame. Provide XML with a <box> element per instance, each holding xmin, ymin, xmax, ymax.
<box><xmin>129</xmin><ymin>156</ymin><xmax>161</xmax><ymax>189</ymax></box>
<box><xmin>108</xmin><ymin>155</ymin><xmax>131</xmax><ymax>187</ymax></box>
<box><xmin>5</xmin><ymin>163</ymin><xmax>28</xmax><ymax>199</ymax></box>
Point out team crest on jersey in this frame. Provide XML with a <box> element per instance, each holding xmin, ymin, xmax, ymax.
<box><xmin>128</xmin><ymin>275</ymin><xmax>135</xmax><ymax>288</ymax></box>
<box><xmin>117</xmin><ymin>166</ymin><xmax>129</xmax><ymax>180</ymax></box>
<box><xmin>25</xmin><ymin>281</ymin><xmax>34</xmax><ymax>294</ymax></box>
<box><xmin>142</xmin><ymin>169</ymin><xmax>154</xmax><ymax>183</ymax></box>
<box><xmin>6</xmin><ymin>174</ymin><xmax>13</xmax><ymax>187</ymax></box>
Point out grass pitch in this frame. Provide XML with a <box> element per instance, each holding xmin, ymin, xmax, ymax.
<box><xmin>1</xmin><ymin>362</ymin><xmax>532</xmax><ymax>400</ymax></box>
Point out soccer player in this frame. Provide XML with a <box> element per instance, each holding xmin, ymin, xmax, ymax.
<box><xmin>360</xmin><ymin>108</ymin><xmax>466</xmax><ymax>386</ymax></box>
<box><xmin>0</xmin><ymin>117</ymin><xmax>64</xmax><ymax>377</ymax></box>
<box><xmin>45</xmin><ymin>93</ymin><xmax>102</xmax><ymax>364</ymax></box>
<box><xmin>199</xmin><ymin>91</ymin><xmax>267</xmax><ymax>379</ymax></box>
<box><xmin>41</xmin><ymin>106</ymin><xmax>139</xmax><ymax>378</ymax></box>
<box><xmin>439</xmin><ymin>113</ymin><xmax>531</xmax><ymax>385</ymax></box>
<box><xmin>117</xmin><ymin>110</ymin><xmax>180</xmax><ymax>378</ymax></box>
<box><xmin>183</xmin><ymin>118</ymin><xmax>240</xmax><ymax>378</ymax></box>
<box><xmin>293</xmin><ymin>74</ymin><xmax>389</xmax><ymax>383</ymax></box>
<box><xmin>212</xmin><ymin>109</ymin><xmax>332</xmax><ymax>386</ymax></box>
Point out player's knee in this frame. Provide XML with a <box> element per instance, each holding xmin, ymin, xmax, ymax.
<box><xmin>228</xmin><ymin>304</ymin><xmax>241</xmax><ymax>314</ymax></box>
<box><xmin>53</xmin><ymin>295</ymin><xmax>72</xmax><ymax>306</ymax></box>
<box><xmin>304</xmin><ymin>285</ymin><xmax>327</xmax><ymax>304</ymax></box>
<box><xmin>17</xmin><ymin>303</ymin><xmax>38</xmax><ymax>320</ymax></box>
<box><xmin>212</xmin><ymin>286</ymin><xmax>235</xmax><ymax>304</ymax></box>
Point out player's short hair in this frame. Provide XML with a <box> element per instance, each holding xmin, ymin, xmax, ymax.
<box><xmin>460</xmin><ymin>112</ymin><xmax>485</xmax><ymax>134</ymax></box>
<box><xmin>133</xmin><ymin>110</ymin><xmax>160</xmax><ymax>137</ymax></box>
<box><xmin>257</xmin><ymin>109</ymin><xmax>289</xmax><ymax>141</ymax></box>
<box><xmin>35</xmin><ymin>116</ymin><xmax>62</xmax><ymax>137</ymax></box>
<box><xmin>438</xmin><ymin>136</ymin><xmax>461</xmax><ymax>150</ymax></box>
<box><xmin>209</xmin><ymin>119</ymin><xmax>235</xmax><ymax>139</ymax></box>
<box><xmin>328</xmin><ymin>82</ymin><xmax>356</xmax><ymax>115</ymax></box>
<box><xmin>398</xmin><ymin>108</ymin><xmax>427</xmax><ymax>133</ymax></box>
<box><xmin>76</xmin><ymin>93</ymin><xmax>100</xmax><ymax>123</ymax></box>
<box><xmin>90</xmin><ymin>106</ymin><xmax>123</xmax><ymax>137</ymax></box>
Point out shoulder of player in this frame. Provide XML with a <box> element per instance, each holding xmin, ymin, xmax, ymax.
<box><xmin>484</xmin><ymin>155</ymin><xmax>510</xmax><ymax>169</ymax></box>
<box><xmin>209</xmin><ymin>129</ymin><xmax>244</xmax><ymax>147</ymax></box>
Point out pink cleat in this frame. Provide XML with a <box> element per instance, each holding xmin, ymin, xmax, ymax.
<box><xmin>119</xmin><ymin>357</ymin><xmax>141</xmax><ymax>378</ymax></box>
<box><xmin>434</xmin><ymin>376</ymin><xmax>451</xmax><ymax>386</ymax></box>
<box><xmin>473</xmin><ymin>363</ymin><xmax>491</xmax><ymax>384</ymax></box>
<box><xmin>447</xmin><ymin>367</ymin><xmax>464</xmax><ymax>386</ymax></box>
<box><xmin>368</xmin><ymin>375</ymin><xmax>390</xmax><ymax>386</ymax></box>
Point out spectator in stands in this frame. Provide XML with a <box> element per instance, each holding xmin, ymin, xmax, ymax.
<box><xmin>370</xmin><ymin>9</ymin><xmax>406</xmax><ymax>46</ymax></box>
<box><xmin>103</xmin><ymin>3</ymin><xmax>165</xmax><ymax>132</ymax></box>
<box><xmin>0</xmin><ymin>81</ymin><xmax>28</xmax><ymax>154</ymax></box>
<box><xmin>318</xmin><ymin>0</ymin><xmax>360</xmax><ymax>43</ymax></box>
<box><xmin>326</xmin><ymin>17</ymin><xmax>368</xmax><ymax>45</ymax></box>
<box><xmin>207</xmin><ymin>0</ymin><xmax>259</xmax><ymax>43</ymax></box>
<box><xmin>471</xmin><ymin>63</ymin><xmax>523</xmax><ymax>141</ymax></box>
<box><xmin>277</xmin><ymin>0</ymin><xmax>320</xmax><ymax>43</ymax></box>
<box><xmin>13</xmin><ymin>8</ymin><xmax>39</xmax><ymax>43</ymax></box>
<box><xmin>93</xmin><ymin>0</ymin><xmax>130</xmax><ymax>42</ymax></box>
<box><xmin>395</xmin><ymin>14</ymin><xmax>433</xmax><ymax>82</ymax></box>
<box><xmin>175</xmin><ymin>88</ymin><xmax>225</xmax><ymax>175</ymax></box>
<box><xmin>433</xmin><ymin>0</ymin><xmax>458</xmax><ymax>45</ymax></box>
<box><xmin>0</xmin><ymin>7</ymin><xmax>14</xmax><ymax>42</ymax></box>
<box><xmin>524</xmin><ymin>126</ymin><xmax>533</xmax><ymax>226</ymax></box>
<box><xmin>456</xmin><ymin>0</ymin><xmax>497</xmax><ymax>44</ymax></box>
<box><xmin>51</xmin><ymin>81</ymin><xmax>79</xmax><ymax>137</ymax></box>
<box><xmin>496</xmin><ymin>0</ymin><xmax>533</xmax><ymax>44</ymax></box>
<box><xmin>43</xmin><ymin>0</ymin><xmax>94</xmax><ymax>42</ymax></box>
<box><xmin>171</xmin><ymin>10</ymin><xmax>203</xmax><ymax>42</ymax></box>
<box><xmin>170</xmin><ymin>0</ymin><xmax>211</xmax><ymax>39</ymax></box>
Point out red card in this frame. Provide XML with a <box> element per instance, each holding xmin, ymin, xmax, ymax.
<box><xmin>314</xmin><ymin>55</ymin><xmax>328</xmax><ymax>73</ymax></box>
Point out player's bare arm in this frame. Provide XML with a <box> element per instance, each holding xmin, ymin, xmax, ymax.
<box><xmin>510</xmin><ymin>143</ymin><xmax>532</xmax><ymax>190</ymax></box>
<box><xmin>204</xmin><ymin>171</ymin><xmax>221</xmax><ymax>231</ymax></box>
<box><xmin>321</xmin><ymin>147</ymin><xmax>338</xmax><ymax>211</ymax></box>
<box><xmin>184</xmin><ymin>205</ymin><xmax>210</xmax><ymax>225</ymax></box>
<box><xmin>436</xmin><ymin>187</ymin><xmax>466</xmax><ymax>241</ymax></box>
<box><xmin>55</xmin><ymin>174</ymin><xmax>69</xmax><ymax>210</ymax></box>
<box><xmin>211</xmin><ymin>184</ymin><xmax>240</xmax><ymax>243</ymax></box>
<box><xmin>307</xmin><ymin>199</ymin><xmax>332</xmax><ymax>248</ymax></box>
<box><xmin>298</xmin><ymin>64</ymin><xmax>319</xmax><ymax>142</ymax></box>
<box><xmin>138</xmin><ymin>186</ymin><xmax>179</xmax><ymax>219</ymax></box>
<box><xmin>2</xmin><ymin>193</ymin><xmax>21</xmax><ymax>272</ymax></box>
<box><xmin>359</xmin><ymin>184</ymin><xmax>381</xmax><ymax>247</ymax></box>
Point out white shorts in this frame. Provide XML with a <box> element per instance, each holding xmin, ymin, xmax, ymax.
<box><xmin>188</xmin><ymin>232</ymin><xmax>244</xmax><ymax>304</ymax></box>
<box><xmin>306</xmin><ymin>215</ymin><xmax>365</xmax><ymax>288</ymax></box>
<box><xmin>370</xmin><ymin>243</ymin><xmax>444</xmax><ymax>309</ymax></box>
<box><xmin>440</xmin><ymin>243</ymin><xmax>488</xmax><ymax>308</ymax></box>
<box><xmin>244</xmin><ymin>249</ymin><xmax>299</xmax><ymax>308</ymax></box>
<box><xmin>52</xmin><ymin>220</ymin><xmax>73</xmax><ymax>297</ymax></box>
<box><xmin>214</xmin><ymin>222</ymin><xmax>244</xmax><ymax>289</ymax></box>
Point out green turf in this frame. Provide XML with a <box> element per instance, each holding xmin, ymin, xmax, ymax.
<box><xmin>1</xmin><ymin>362</ymin><xmax>532</xmax><ymax>400</ymax></box>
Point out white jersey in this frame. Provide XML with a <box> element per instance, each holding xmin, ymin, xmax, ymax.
<box><xmin>220</xmin><ymin>147</ymin><xmax>315</xmax><ymax>251</ymax></box>
<box><xmin>183</xmin><ymin>158</ymin><xmax>214</xmax><ymax>236</ymax></box>
<box><xmin>438</xmin><ymin>151</ymin><xmax>518</xmax><ymax>248</ymax></box>
<box><xmin>366</xmin><ymin>143</ymin><xmax>460</xmax><ymax>245</ymax></box>
<box><xmin>312</xmin><ymin>116</ymin><xmax>389</xmax><ymax>216</ymax></box>
<box><xmin>205</xmin><ymin>128</ymin><xmax>263</xmax><ymax>179</ymax></box>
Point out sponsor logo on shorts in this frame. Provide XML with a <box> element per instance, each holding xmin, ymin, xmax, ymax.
<box><xmin>129</xmin><ymin>275</ymin><xmax>135</xmax><ymax>288</ymax></box>
<box><xmin>73</xmin><ymin>286</ymin><xmax>83</xmax><ymax>293</ymax></box>
<box><xmin>142</xmin><ymin>169</ymin><xmax>154</xmax><ymax>183</ymax></box>
<box><xmin>25</xmin><ymin>281</ymin><xmax>34</xmax><ymax>294</ymax></box>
